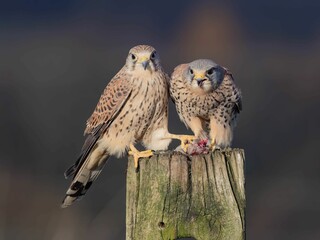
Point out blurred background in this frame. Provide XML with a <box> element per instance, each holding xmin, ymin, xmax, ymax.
<box><xmin>1</xmin><ymin>0</ymin><xmax>320</xmax><ymax>239</ymax></box>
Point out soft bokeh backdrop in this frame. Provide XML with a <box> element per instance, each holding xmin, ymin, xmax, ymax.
<box><xmin>1</xmin><ymin>0</ymin><xmax>320</xmax><ymax>239</ymax></box>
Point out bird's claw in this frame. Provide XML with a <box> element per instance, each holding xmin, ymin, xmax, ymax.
<box><xmin>210</xmin><ymin>143</ymin><xmax>221</xmax><ymax>152</ymax></box>
<box><xmin>128</xmin><ymin>148</ymin><xmax>153</xmax><ymax>169</ymax></box>
<box><xmin>179</xmin><ymin>135</ymin><xmax>196</xmax><ymax>152</ymax></box>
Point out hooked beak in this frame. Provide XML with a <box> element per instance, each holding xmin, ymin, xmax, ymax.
<box><xmin>196</xmin><ymin>78</ymin><xmax>206</xmax><ymax>87</ymax></box>
<box><xmin>141</xmin><ymin>61</ymin><xmax>149</xmax><ymax>70</ymax></box>
<box><xmin>194</xmin><ymin>72</ymin><xmax>206</xmax><ymax>87</ymax></box>
<box><xmin>138</xmin><ymin>56</ymin><xmax>150</xmax><ymax>70</ymax></box>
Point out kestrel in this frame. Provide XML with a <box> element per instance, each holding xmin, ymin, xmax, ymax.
<box><xmin>62</xmin><ymin>45</ymin><xmax>174</xmax><ymax>207</ymax></box>
<box><xmin>170</xmin><ymin>59</ymin><xmax>242</xmax><ymax>151</ymax></box>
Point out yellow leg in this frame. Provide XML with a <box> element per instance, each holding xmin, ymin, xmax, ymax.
<box><xmin>210</xmin><ymin>139</ymin><xmax>217</xmax><ymax>151</ymax></box>
<box><xmin>210</xmin><ymin>138</ymin><xmax>221</xmax><ymax>151</ymax></box>
<box><xmin>164</xmin><ymin>133</ymin><xmax>196</xmax><ymax>152</ymax></box>
<box><xmin>128</xmin><ymin>144</ymin><xmax>153</xmax><ymax>168</ymax></box>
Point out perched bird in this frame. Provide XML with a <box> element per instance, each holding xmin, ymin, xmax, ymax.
<box><xmin>62</xmin><ymin>45</ymin><xmax>175</xmax><ymax>208</ymax></box>
<box><xmin>170</xmin><ymin>59</ymin><xmax>242</xmax><ymax>151</ymax></box>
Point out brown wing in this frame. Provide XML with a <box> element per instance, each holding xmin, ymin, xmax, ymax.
<box><xmin>169</xmin><ymin>63</ymin><xmax>188</xmax><ymax>103</ymax></box>
<box><xmin>64</xmin><ymin>71</ymin><xmax>132</xmax><ymax>179</ymax></box>
<box><xmin>84</xmin><ymin>73</ymin><xmax>132</xmax><ymax>135</ymax></box>
<box><xmin>234</xmin><ymin>95</ymin><xmax>242</xmax><ymax>113</ymax></box>
<box><xmin>171</xmin><ymin>63</ymin><xmax>188</xmax><ymax>81</ymax></box>
<box><xmin>224</xmin><ymin>69</ymin><xmax>242</xmax><ymax>113</ymax></box>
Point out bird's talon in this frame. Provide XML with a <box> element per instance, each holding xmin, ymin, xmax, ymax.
<box><xmin>178</xmin><ymin>135</ymin><xmax>196</xmax><ymax>152</ymax></box>
<box><xmin>210</xmin><ymin>143</ymin><xmax>221</xmax><ymax>152</ymax></box>
<box><xmin>134</xmin><ymin>157</ymin><xmax>139</xmax><ymax>169</ymax></box>
<box><xmin>128</xmin><ymin>146</ymin><xmax>153</xmax><ymax>169</ymax></box>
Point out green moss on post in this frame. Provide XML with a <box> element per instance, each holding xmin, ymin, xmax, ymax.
<box><xmin>126</xmin><ymin>149</ymin><xmax>245</xmax><ymax>240</ymax></box>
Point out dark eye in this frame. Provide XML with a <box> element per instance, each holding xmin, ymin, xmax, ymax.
<box><xmin>131</xmin><ymin>54</ymin><xmax>136</xmax><ymax>60</ymax></box>
<box><xmin>189</xmin><ymin>68</ymin><xmax>194</xmax><ymax>75</ymax></box>
<box><xmin>150</xmin><ymin>51</ymin><xmax>156</xmax><ymax>59</ymax></box>
<box><xmin>207</xmin><ymin>67</ymin><xmax>215</xmax><ymax>75</ymax></box>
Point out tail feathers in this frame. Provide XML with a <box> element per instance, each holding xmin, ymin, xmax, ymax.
<box><xmin>61</xmin><ymin>157</ymin><xmax>109</xmax><ymax>208</ymax></box>
<box><xmin>64</xmin><ymin>163</ymin><xmax>77</xmax><ymax>179</ymax></box>
<box><xmin>64</xmin><ymin>154</ymin><xmax>85</xmax><ymax>179</ymax></box>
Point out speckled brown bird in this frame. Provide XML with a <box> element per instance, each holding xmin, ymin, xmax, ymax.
<box><xmin>170</xmin><ymin>59</ymin><xmax>242</xmax><ymax>150</ymax></box>
<box><xmin>61</xmin><ymin>45</ymin><xmax>175</xmax><ymax>207</ymax></box>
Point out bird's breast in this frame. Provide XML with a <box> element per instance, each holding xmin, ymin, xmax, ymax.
<box><xmin>109</xmin><ymin>74</ymin><xmax>167</xmax><ymax>139</ymax></box>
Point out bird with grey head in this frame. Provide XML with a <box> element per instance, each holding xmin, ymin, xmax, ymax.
<box><xmin>184</xmin><ymin>59</ymin><xmax>225</xmax><ymax>93</ymax></box>
<box><xmin>170</xmin><ymin>59</ymin><xmax>242</xmax><ymax>151</ymax></box>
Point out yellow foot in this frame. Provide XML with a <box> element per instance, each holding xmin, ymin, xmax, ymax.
<box><xmin>168</xmin><ymin>134</ymin><xmax>195</xmax><ymax>152</ymax></box>
<box><xmin>210</xmin><ymin>143</ymin><xmax>216</xmax><ymax>151</ymax></box>
<box><xmin>163</xmin><ymin>133</ymin><xmax>196</xmax><ymax>153</ymax></box>
<box><xmin>128</xmin><ymin>144</ymin><xmax>153</xmax><ymax>168</ymax></box>
<box><xmin>210</xmin><ymin>141</ymin><xmax>221</xmax><ymax>152</ymax></box>
<box><xmin>179</xmin><ymin>135</ymin><xmax>196</xmax><ymax>152</ymax></box>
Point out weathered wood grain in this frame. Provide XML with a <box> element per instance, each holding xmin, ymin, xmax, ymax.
<box><xmin>126</xmin><ymin>149</ymin><xmax>245</xmax><ymax>240</ymax></box>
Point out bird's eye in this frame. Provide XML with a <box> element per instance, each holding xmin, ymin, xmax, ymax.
<box><xmin>131</xmin><ymin>54</ymin><xmax>136</xmax><ymax>60</ymax></box>
<box><xmin>207</xmin><ymin>67</ymin><xmax>215</xmax><ymax>75</ymax></box>
<box><xmin>189</xmin><ymin>69</ymin><xmax>194</xmax><ymax>75</ymax></box>
<box><xmin>150</xmin><ymin>51</ymin><xmax>156</xmax><ymax>59</ymax></box>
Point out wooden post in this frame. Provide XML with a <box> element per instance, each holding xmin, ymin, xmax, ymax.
<box><xmin>126</xmin><ymin>149</ymin><xmax>245</xmax><ymax>240</ymax></box>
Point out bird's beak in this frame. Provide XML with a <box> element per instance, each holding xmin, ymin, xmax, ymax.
<box><xmin>194</xmin><ymin>72</ymin><xmax>206</xmax><ymax>87</ymax></box>
<box><xmin>142</xmin><ymin>61</ymin><xmax>149</xmax><ymax>70</ymax></box>
<box><xmin>196</xmin><ymin>79</ymin><xmax>206</xmax><ymax>87</ymax></box>
<box><xmin>194</xmin><ymin>72</ymin><xmax>206</xmax><ymax>80</ymax></box>
<box><xmin>138</xmin><ymin>56</ymin><xmax>150</xmax><ymax>70</ymax></box>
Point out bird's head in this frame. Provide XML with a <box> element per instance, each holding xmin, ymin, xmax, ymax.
<box><xmin>126</xmin><ymin>45</ymin><xmax>161</xmax><ymax>73</ymax></box>
<box><xmin>185</xmin><ymin>59</ymin><xmax>225</xmax><ymax>93</ymax></box>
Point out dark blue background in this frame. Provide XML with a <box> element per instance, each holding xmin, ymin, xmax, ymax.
<box><xmin>1</xmin><ymin>0</ymin><xmax>319</xmax><ymax>239</ymax></box>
